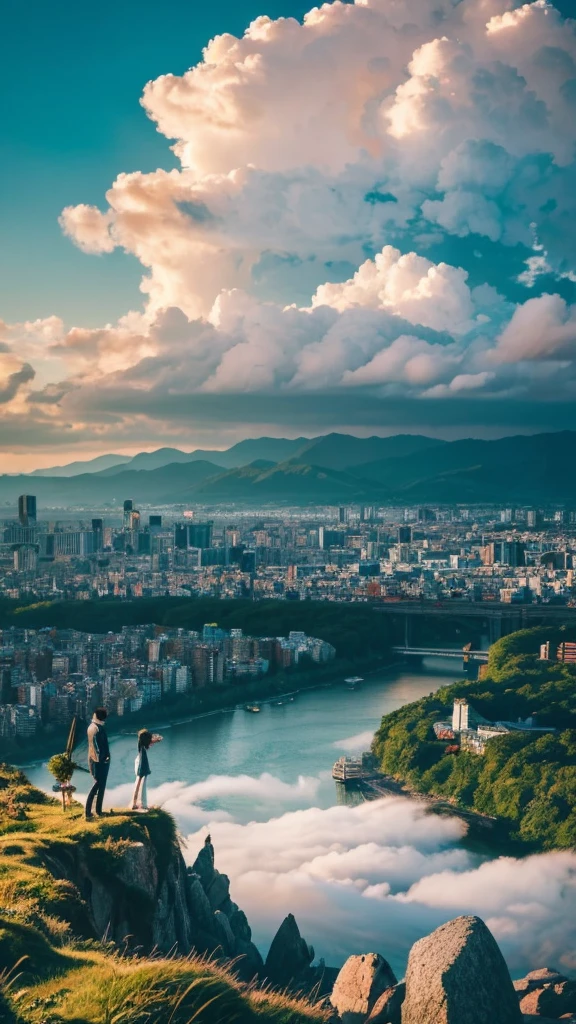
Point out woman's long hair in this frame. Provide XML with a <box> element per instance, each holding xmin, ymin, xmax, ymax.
<box><xmin>138</xmin><ymin>728</ymin><xmax>153</xmax><ymax>750</ymax></box>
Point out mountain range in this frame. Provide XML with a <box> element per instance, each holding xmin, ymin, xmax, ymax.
<box><xmin>3</xmin><ymin>430</ymin><xmax>574</xmax><ymax>507</ymax></box>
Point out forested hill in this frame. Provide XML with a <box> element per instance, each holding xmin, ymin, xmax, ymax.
<box><xmin>0</xmin><ymin>596</ymin><xmax>392</xmax><ymax>662</ymax></box>
<box><xmin>372</xmin><ymin>627</ymin><xmax>576</xmax><ymax>850</ymax></box>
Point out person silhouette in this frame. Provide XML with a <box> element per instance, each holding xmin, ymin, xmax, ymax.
<box><xmin>85</xmin><ymin>707</ymin><xmax>110</xmax><ymax>819</ymax></box>
<box><xmin>131</xmin><ymin>729</ymin><xmax>162</xmax><ymax>811</ymax></box>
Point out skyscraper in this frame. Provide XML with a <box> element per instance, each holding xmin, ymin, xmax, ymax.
<box><xmin>18</xmin><ymin>494</ymin><xmax>37</xmax><ymax>527</ymax></box>
<box><xmin>123</xmin><ymin>499</ymin><xmax>133</xmax><ymax>529</ymax></box>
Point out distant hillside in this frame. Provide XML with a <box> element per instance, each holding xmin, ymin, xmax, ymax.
<box><xmin>295</xmin><ymin>432</ymin><xmax>443</xmax><ymax>471</ymax></box>
<box><xmin>0</xmin><ymin>460</ymin><xmax>223</xmax><ymax>508</ymax></box>
<box><xmin>180</xmin><ymin>458</ymin><xmax>375</xmax><ymax>504</ymax></box>
<box><xmin>30</xmin><ymin>453</ymin><xmax>131</xmax><ymax>477</ymax></box>
<box><xmin>359</xmin><ymin>431</ymin><xmax>576</xmax><ymax>503</ymax></box>
<box><xmin>12</xmin><ymin>430</ymin><xmax>576</xmax><ymax>507</ymax></box>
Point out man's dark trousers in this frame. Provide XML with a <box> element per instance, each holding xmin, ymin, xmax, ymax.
<box><xmin>86</xmin><ymin>759</ymin><xmax>109</xmax><ymax>816</ymax></box>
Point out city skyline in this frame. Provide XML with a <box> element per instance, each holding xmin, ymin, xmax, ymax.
<box><xmin>2</xmin><ymin>0</ymin><xmax>576</xmax><ymax>470</ymax></box>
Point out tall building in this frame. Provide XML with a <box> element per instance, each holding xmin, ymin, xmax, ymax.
<box><xmin>123</xmin><ymin>499</ymin><xmax>133</xmax><ymax>529</ymax></box>
<box><xmin>452</xmin><ymin>698</ymin><xmax>469</xmax><ymax>732</ymax></box>
<box><xmin>174</xmin><ymin>522</ymin><xmax>213</xmax><ymax>549</ymax></box>
<box><xmin>149</xmin><ymin>515</ymin><xmax>162</xmax><ymax>531</ymax></box>
<box><xmin>398</xmin><ymin>526</ymin><xmax>412</xmax><ymax>544</ymax></box>
<box><xmin>13</xmin><ymin>545</ymin><xmax>38</xmax><ymax>572</ymax></box>
<box><xmin>18</xmin><ymin>494</ymin><xmax>37</xmax><ymax>527</ymax></box>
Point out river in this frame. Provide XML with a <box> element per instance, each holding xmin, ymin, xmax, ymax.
<box><xmin>24</xmin><ymin>658</ymin><xmax>575</xmax><ymax>979</ymax></box>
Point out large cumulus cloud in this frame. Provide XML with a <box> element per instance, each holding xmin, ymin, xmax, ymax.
<box><xmin>2</xmin><ymin>0</ymin><xmax>576</xmax><ymax>455</ymax></box>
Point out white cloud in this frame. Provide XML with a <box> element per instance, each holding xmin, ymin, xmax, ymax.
<box><xmin>175</xmin><ymin>789</ymin><xmax>576</xmax><ymax>976</ymax></box>
<box><xmin>3</xmin><ymin>0</ymin><xmax>576</xmax><ymax>452</ymax></box>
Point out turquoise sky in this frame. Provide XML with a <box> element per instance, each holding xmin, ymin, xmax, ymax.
<box><xmin>1</xmin><ymin>0</ymin><xmax>313</xmax><ymax>328</ymax></box>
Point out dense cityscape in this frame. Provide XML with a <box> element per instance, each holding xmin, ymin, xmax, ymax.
<box><xmin>2</xmin><ymin>489</ymin><xmax>576</xmax><ymax>744</ymax></box>
<box><xmin>0</xmin><ymin>617</ymin><xmax>335</xmax><ymax>741</ymax></box>
<box><xmin>2</xmin><ymin>493</ymin><xmax>576</xmax><ymax>606</ymax></box>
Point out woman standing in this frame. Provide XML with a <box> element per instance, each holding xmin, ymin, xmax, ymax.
<box><xmin>131</xmin><ymin>729</ymin><xmax>162</xmax><ymax>811</ymax></box>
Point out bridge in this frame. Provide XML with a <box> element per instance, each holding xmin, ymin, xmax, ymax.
<box><xmin>392</xmin><ymin>646</ymin><xmax>489</xmax><ymax>662</ymax></box>
<box><xmin>374</xmin><ymin>600</ymin><xmax>576</xmax><ymax>644</ymax></box>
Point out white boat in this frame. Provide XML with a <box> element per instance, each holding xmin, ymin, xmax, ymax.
<box><xmin>344</xmin><ymin>676</ymin><xmax>364</xmax><ymax>690</ymax></box>
<box><xmin>244</xmin><ymin>704</ymin><xmax>261</xmax><ymax>713</ymax></box>
<box><xmin>332</xmin><ymin>756</ymin><xmax>366</xmax><ymax>783</ymax></box>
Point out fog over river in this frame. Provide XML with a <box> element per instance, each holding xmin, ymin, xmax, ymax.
<box><xmin>25</xmin><ymin>660</ymin><xmax>576</xmax><ymax>978</ymax></box>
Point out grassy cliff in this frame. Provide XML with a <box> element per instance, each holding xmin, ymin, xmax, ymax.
<box><xmin>0</xmin><ymin>766</ymin><xmax>326</xmax><ymax>1024</ymax></box>
<box><xmin>372</xmin><ymin>628</ymin><xmax>576</xmax><ymax>850</ymax></box>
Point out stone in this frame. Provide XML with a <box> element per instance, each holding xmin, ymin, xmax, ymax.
<box><xmin>186</xmin><ymin>873</ymin><xmax>215</xmax><ymax>934</ymax></box>
<box><xmin>190</xmin><ymin>839</ymin><xmax>215</xmax><ymax>889</ymax></box>
<box><xmin>515</xmin><ymin>968</ymin><xmax>568</xmax><ymax>995</ymax></box>
<box><xmin>330</xmin><ymin>954</ymin><xmax>398</xmax><ymax>1024</ymax></box>
<box><xmin>213</xmin><ymin>910</ymin><xmax>236</xmax><ymax>957</ymax></box>
<box><xmin>402</xmin><ymin>915</ymin><xmax>523</xmax><ymax>1024</ymax></box>
<box><xmin>235</xmin><ymin>939</ymin><xmax>265</xmax><ymax>982</ymax></box>
<box><xmin>265</xmin><ymin>913</ymin><xmax>314</xmax><ymax>988</ymax></box>
<box><xmin>116</xmin><ymin>841</ymin><xmax>158</xmax><ymax>900</ymax></box>
<box><xmin>229</xmin><ymin>908</ymin><xmax>252</xmax><ymax>944</ymax></box>
<box><xmin>368</xmin><ymin>983</ymin><xmax>406</xmax><ymax>1024</ymax></box>
<box><xmin>519</xmin><ymin>980</ymin><xmax>576</xmax><ymax>1019</ymax></box>
<box><xmin>206</xmin><ymin>870</ymin><xmax>231</xmax><ymax>911</ymax></box>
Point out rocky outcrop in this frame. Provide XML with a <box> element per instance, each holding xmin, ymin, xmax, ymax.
<box><xmin>330</xmin><ymin>953</ymin><xmax>397</xmax><ymax>1024</ymax></box>
<box><xmin>367</xmin><ymin>983</ymin><xmax>405</xmax><ymax>1024</ymax></box>
<box><xmin>513</xmin><ymin>968</ymin><xmax>576</xmax><ymax>1019</ymax></box>
<box><xmin>183</xmin><ymin>837</ymin><xmax>264</xmax><ymax>979</ymax></box>
<box><xmin>265</xmin><ymin>913</ymin><xmax>315</xmax><ymax>989</ymax></box>
<box><xmin>402</xmin><ymin>915</ymin><xmax>522</xmax><ymax>1024</ymax></box>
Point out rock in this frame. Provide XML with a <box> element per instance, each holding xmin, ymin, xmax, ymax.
<box><xmin>235</xmin><ymin>939</ymin><xmax>265</xmax><ymax>982</ymax></box>
<box><xmin>265</xmin><ymin>913</ymin><xmax>314</xmax><ymax>988</ymax></box>
<box><xmin>519</xmin><ymin>980</ymin><xmax>576</xmax><ymax>1019</ymax></box>
<box><xmin>190</xmin><ymin>840</ymin><xmax>215</xmax><ymax>889</ymax></box>
<box><xmin>213</xmin><ymin>910</ymin><xmax>236</xmax><ymax>957</ymax></box>
<box><xmin>402</xmin><ymin>915</ymin><xmax>523</xmax><ymax>1024</ymax></box>
<box><xmin>515</xmin><ymin>968</ymin><xmax>568</xmax><ymax>995</ymax></box>
<box><xmin>330</xmin><ymin>953</ymin><xmax>398</xmax><ymax>1024</ymax></box>
<box><xmin>368</xmin><ymin>983</ymin><xmax>405</xmax><ymax>1024</ymax></box>
<box><xmin>206</xmin><ymin>870</ymin><xmax>231</xmax><ymax>911</ymax></box>
<box><xmin>116</xmin><ymin>841</ymin><xmax>158</xmax><ymax>900</ymax></box>
<box><xmin>186</xmin><ymin>873</ymin><xmax>215</xmax><ymax>934</ymax></box>
<box><xmin>229</xmin><ymin>908</ymin><xmax>252</xmax><ymax>944</ymax></box>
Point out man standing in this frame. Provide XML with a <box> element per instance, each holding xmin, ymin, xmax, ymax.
<box><xmin>85</xmin><ymin>707</ymin><xmax>110</xmax><ymax>819</ymax></box>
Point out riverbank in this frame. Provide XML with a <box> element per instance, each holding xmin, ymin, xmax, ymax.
<box><xmin>8</xmin><ymin>653</ymin><xmax>391</xmax><ymax>765</ymax></box>
<box><xmin>359</xmin><ymin>772</ymin><xmax>521</xmax><ymax>853</ymax></box>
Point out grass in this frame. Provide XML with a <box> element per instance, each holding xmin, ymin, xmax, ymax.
<box><xmin>0</xmin><ymin>765</ymin><xmax>328</xmax><ymax>1024</ymax></box>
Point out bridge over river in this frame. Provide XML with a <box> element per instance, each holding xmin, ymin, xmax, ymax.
<box><xmin>392</xmin><ymin>646</ymin><xmax>489</xmax><ymax>662</ymax></box>
<box><xmin>374</xmin><ymin>600</ymin><xmax>576</xmax><ymax>645</ymax></box>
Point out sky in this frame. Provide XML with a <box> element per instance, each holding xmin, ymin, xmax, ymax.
<box><xmin>2</xmin><ymin>0</ymin><xmax>576</xmax><ymax>471</ymax></box>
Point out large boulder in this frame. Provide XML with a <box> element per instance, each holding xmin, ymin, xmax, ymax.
<box><xmin>519</xmin><ymin>979</ymin><xmax>576</xmax><ymax>1018</ymax></box>
<box><xmin>265</xmin><ymin>913</ymin><xmax>314</xmax><ymax>988</ymax></box>
<box><xmin>330</xmin><ymin>953</ymin><xmax>397</xmax><ymax>1024</ymax></box>
<box><xmin>514</xmin><ymin>968</ymin><xmax>568</xmax><ymax>995</ymax></box>
<box><xmin>402</xmin><ymin>915</ymin><xmax>522</xmax><ymax>1024</ymax></box>
<box><xmin>368</xmin><ymin>983</ymin><xmax>406</xmax><ymax>1024</ymax></box>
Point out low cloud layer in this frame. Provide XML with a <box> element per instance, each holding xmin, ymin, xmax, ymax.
<box><xmin>124</xmin><ymin>774</ymin><xmax>576</xmax><ymax>977</ymax></box>
<box><xmin>30</xmin><ymin>766</ymin><xmax>576</xmax><ymax>975</ymax></box>
<box><xmin>3</xmin><ymin>0</ymin><xmax>576</xmax><ymax>456</ymax></box>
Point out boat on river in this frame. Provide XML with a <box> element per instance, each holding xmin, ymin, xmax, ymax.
<box><xmin>332</xmin><ymin>755</ymin><xmax>368</xmax><ymax>783</ymax></box>
<box><xmin>244</xmin><ymin>704</ymin><xmax>261</xmax><ymax>713</ymax></box>
<box><xmin>344</xmin><ymin>676</ymin><xmax>363</xmax><ymax>690</ymax></box>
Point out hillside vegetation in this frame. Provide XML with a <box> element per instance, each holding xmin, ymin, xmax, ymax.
<box><xmin>0</xmin><ymin>597</ymin><xmax>392</xmax><ymax>661</ymax></box>
<box><xmin>372</xmin><ymin>627</ymin><xmax>576</xmax><ymax>849</ymax></box>
<box><xmin>0</xmin><ymin>766</ymin><xmax>326</xmax><ymax>1024</ymax></box>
